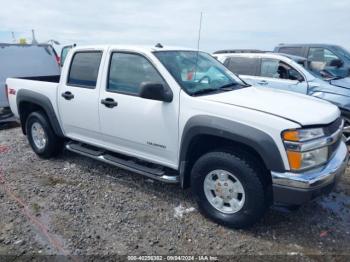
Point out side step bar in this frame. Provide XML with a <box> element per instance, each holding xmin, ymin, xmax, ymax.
<box><xmin>65</xmin><ymin>142</ymin><xmax>179</xmax><ymax>183</ymax></box>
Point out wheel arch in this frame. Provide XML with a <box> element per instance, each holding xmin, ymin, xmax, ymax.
<box><xmin>179</xmin><ymin>115</ymin><xmax>285</xmax><ymax>188</ymax></box>
<box><xmin>16</xmin><ymin>89</ymin><xmax>64</xmax><ymax>137</ymax></box>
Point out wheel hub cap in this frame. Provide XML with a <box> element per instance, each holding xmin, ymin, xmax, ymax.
<box><xmin>204</xmin><ymin>170</ymin><xmax>245</xmax><ymax>214</ymax></box>
<box><xmin>31</xmin><ymin>122</ymin><xmax>47</xmax><ymax>150</ymax></box>
<box><xmin>343</xmin><ymin>117</ymin><xmax>350</xmax><ymax>144</ymax></box>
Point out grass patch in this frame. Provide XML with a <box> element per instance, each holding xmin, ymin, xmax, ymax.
<box><xmin>40</xmin><ymin>176</ymin><xmax>78</xmax><ymax>187</ymax></box>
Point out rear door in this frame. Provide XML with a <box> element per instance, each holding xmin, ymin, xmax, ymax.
<box><xmin>224</xmin><ymin>56</ymin><xmax>260</xmax><ymax>85</ymax></box>
<box><xmin>58</xmin><ymin>48</ymin><xmax>106</xmax><ymax>142</ymax></box>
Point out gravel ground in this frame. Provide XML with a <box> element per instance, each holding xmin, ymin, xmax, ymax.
<box><xmin>0</xmin><ymin>126</ymin><xmax>350</xmax><ymax>260</ymax></box>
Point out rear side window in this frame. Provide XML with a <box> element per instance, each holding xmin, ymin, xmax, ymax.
<box><xmin>225</xmin><ymin>57</ymin><xmax>259</xmax><ymax>76</ymax></box>
<box><xmin>107</xmin><ymin>52</ymin><xmax>165</xmax><ymax>95</ymax></box>
<box><xmin>278</xmin><ymin>47</ymin><xmax>303</xmax><ymax>56</ymax></box>
<box><xmin>67</xmin><ymin>51</ymin><xmax>102</xmax><ymax>88</ymax></box>
<box><xmin>261</xmin><ymin>59</ymin><xmax>279</xmax><ymax>78</ymax></box>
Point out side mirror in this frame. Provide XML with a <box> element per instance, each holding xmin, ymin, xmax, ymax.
<box><xmin>139</xmin><ymin>82</ymin><xmax>173</xmax><ymax>102</ymax></box>
<box><xmin>329</xmin><ymin>59</ymin><xmax>343</xmax><ymax>68</ymax></box>
<box><xmin>320</xmin><ymin>69</ymin><xmax>335</xmax><ymax>79</ymax></box>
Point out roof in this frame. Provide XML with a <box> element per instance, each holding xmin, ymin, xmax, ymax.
<box><xmin>277</xmin><ymin>43</ymin><xmax>340</xmax><ymax>48</ymax></box>
<box><xmin>73</xmin><ymin>44</ymin><xmax>196</xmax><ymax>53</ymax></box>
<box><xmin>275</xmin><ymin>53</ymin><xmax>307</xmax><ymax>62</ymax></box>
<box><xmin>213</xmin><ymin>52</ymin><xmax>306</xmax><ymax>62</ymax></box>
<box><xmin>213</xmin><ymin>49</ymin><xmax>267</xmax><ymax>54</ymax></box>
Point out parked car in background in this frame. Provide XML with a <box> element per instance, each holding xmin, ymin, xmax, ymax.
<box><xmin>214</xmin><ymin>52</ymin><xmax>350</xmax><ymax>144</ymax></box>
<box><xmin>6</xmin><ymin>44</ymin><xmax>348</xmax><ymax>228</ymax></box>
<box><xmin>0</xmin><ymin>43</ymin><xmax>60</xmax><ymax>110</ymax></box>
<box><xmin>60</xmin><ymin>44</ymin><xmax>75</xmax><ymax>67</ymax></box>
<box><xmin>274</xmin><ymin>44</ymin><xmax>350</xmax><ymax>78</ymax></box>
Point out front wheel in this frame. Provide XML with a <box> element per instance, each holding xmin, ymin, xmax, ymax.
<box><xmin>342</xmin><ymin>116</ymin><xmax>350</xmax><ymax>146</ymax></box>
<box><xmin>191</xmin><ymin>151</ymin><xmax>269</xmax><ymax>229</ymax></box>
<box><xmin>26</xmin><ymin>111</ymin><xmax>63</xmax><ymax>158</ymax></box>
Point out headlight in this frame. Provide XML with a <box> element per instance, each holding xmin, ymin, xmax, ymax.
<box><xmin>282</xmin><ymin>128</ymin><xmax>324</xmax><ymax>142</ymax></box>
<box><xmin>282</xmin><ymin>128</ymin><xmax>327</xmax><ymax>171</ymax></box>
<box><xmin>286</xmin><ymin>147</ymin><xmax>328</xmax><ymax>170</ymax></box>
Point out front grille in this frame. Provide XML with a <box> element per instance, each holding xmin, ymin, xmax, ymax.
<box><xmin>324</xmin><ymin>117</ymin><xmax>342</xmax><ymax>136</ymax></box>
<box><xmin>325</xmin><ymin>117</ymin><xmax>343</xmax><ymax>159</ymax></box>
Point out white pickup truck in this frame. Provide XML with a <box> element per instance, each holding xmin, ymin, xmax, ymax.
<box><xmin>6</xmin><ymin>45</ymin><xmax>349</xmax><ymax>228</ymax></box>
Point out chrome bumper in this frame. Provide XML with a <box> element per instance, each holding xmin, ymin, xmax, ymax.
<box><xmin>272</xmin><ymin>141</ymin><xmax>349</xmax><ymax>190</ymax></box>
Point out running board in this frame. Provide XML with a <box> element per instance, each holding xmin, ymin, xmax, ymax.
<box><xmin>65</xmin><ymin>142</ymin><xmax>179</xmax><ymax>183</ymax></box>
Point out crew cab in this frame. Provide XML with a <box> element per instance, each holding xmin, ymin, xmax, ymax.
<box><xmin>274</xmin><ymin>44</ymin><xmax>350</xmax><ymax>78</ymax></box>
<box><xmin>6</xmin><ymin>45</ymin><xmax>349</xmax><ymax>228</ymax></box>
<box><xmin>214</xmin><ymin>52</ymin><xmax>350</xmax><ymax>144</ymax></box>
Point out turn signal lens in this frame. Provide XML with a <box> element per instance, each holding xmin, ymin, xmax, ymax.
<box><xmin>286</xmin><ymin>151</ymin><xmax>302</xmax><ymax>170</ymax></box>
<box><xmin>283</xmin><ymin>130</ymin><xmax>299</xmax><ymax>141</ymax></box>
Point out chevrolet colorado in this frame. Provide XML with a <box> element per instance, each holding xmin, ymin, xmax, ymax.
<box><xmin>6</xmin><ymin>45</ymin><xmax>349</xmax><ymax>228</ymax></box>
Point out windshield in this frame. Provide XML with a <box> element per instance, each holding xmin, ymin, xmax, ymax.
<box><xmin>154</xmin><ymin>51</ymin><xmax>246</xmax><ymax>95</ymax></box>
<box><xmin>336</xmin><ymin>46</ymin><xmax>350</xmax><ymax>61</ymax></box>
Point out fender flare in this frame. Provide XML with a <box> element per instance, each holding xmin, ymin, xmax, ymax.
<box><xmin>16</xmin><ymin>89</ymin><xmax>64</xmax><ymax>137</ymax></box>
<box><xmin>179</xmin><ymin>115</ymin><xmax>286</xmax><ymax>187</ymax></box>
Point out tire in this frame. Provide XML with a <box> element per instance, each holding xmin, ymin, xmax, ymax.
<box><xmin>191</xmin><ymin>151</ymin><xmax>269</xmax><ymax>229</ymax></box>
<box><xmin>342</xmin><ymin>115</ymin><xmax>350</xmax><ymax>146</ymax></box>
<box><xmin>26</xmin><ymin>111</ymin><xmax>63</xmax><ymax>158</ymax></box>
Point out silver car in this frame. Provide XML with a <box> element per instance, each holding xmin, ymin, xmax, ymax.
<box><xmin>214</xmin><ymin>52</ymin><xmax>350</xmax><ymax>144</ymax></box>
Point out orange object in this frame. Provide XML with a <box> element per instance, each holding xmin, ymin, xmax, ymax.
<box><xmin>283</xmin><ymin>130</ymin><xmax>299</xmax><ymax>141</ymax></box>
<box><xmin>287</xmin><ymin>151</ymin><xmax>302</xmax><ymax>170</ymax></box>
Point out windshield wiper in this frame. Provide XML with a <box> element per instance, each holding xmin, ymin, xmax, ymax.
<box><xmin>218</xmin><ymin>82</ymin><xmax>250</xmax><ymax>89</ymax></box>
<box><xmin>191</xmin><ymin>82</ymin><xmax>247</xmax><ymax>96</ymax></box>
<box><xmin>190</xmin><ymin>88</ymin><xmax>222</xmax><ymax>96</ymax></box>
<box><xmin>330</xmin><ymin>76</ymin><xmax>345</xmax><ymax>80</ymax></box>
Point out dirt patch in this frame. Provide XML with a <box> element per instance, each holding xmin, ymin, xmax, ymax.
<box><xmin>1</xmin><ymin>127</ymin><xmax>350</xmax><ymax>259</ymax></box>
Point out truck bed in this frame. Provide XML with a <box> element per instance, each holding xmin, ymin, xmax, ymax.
<box><xmin>17</xmin><ymin>75</ymin><xmax>60</xmax><ymax>83</ymax></box>
<box><xmin>6</xmin><ymin>75</ymin><xmax>61</xmax><ymax>118</ymax></box>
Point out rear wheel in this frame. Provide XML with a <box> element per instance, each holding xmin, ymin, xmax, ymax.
<box><xmin>191</xmin><ymin>151</ymin><xmax>269</xmax><ymax>229</ymax></box>
<box><xmin>26</xmin><ymin>111</ymin><xmax>63</xmax><ymax>158</ymax></box>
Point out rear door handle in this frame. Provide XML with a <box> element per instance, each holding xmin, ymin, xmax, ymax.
<box><xmin>257</xmin><ymin>80</ymin><xmax>268</xmax><ymax>85</ymax></box>
<box><xmin>61</xmin><ymin>91</ymin><xmax>74</xmax><ymax>100</ymax></box>
<box><xmin>101</xmin><ymin>98</ymin><xmax>118</xmax><ymax>108</ymax></box>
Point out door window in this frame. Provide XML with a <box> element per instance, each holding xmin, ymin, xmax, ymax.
<box><xmin>260</xmin><ymin>59</ymin><xmax>304</xmax><ymax>81</ymax></box>
<box><xmin>307</xmin><ymin>48</ymin><xmax>341</xmax><ymax>72</ymax></box>
<box><xmin>107</xmin><ymin>52</ymin><xmax>165</xmax><ymax>95</ymax></box>
<box><xmin>225</xmin><ymin>57</ymin><xmax>259</xmax><ymax>76</ymax></box>
<box><xmin>67</xmin><ymin>51</ymin><xmax>102</xmax><ymax>88</ymax></box>
<box><xmin>278</xmin><ymin>47</ymin><xmax>303</xmax><ymax>56</ymax></box>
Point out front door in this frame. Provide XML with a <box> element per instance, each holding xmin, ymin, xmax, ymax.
<box><xmin>255</xmin><ymin>58</ymin><xmax>308</xmax><ymax>94</ymax></box>
<box><xmin>98</xmin><ymin>51</ymin><xmax>179</xmax><ymax>168</ymax></box>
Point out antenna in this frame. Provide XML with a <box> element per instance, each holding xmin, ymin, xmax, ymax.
<box><xmin>31</xmin><ymin>29</ymin><xmax>38</xmax><ymax>45</ymax></box>
<box><xmin>197</xmin><ymin>12</ymin><xmax>203</xmax><ymax>51</ymax></box>
<box><xmin>194</xmin><ymin>12</ymin><xmax>203</xmax><ymax>80</ymax></box>
<box><xmin>11</xmin><ymin>32</ymin><xmax>16</xmax><ymax>43</ymax></box>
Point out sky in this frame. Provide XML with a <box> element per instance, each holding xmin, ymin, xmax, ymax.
<box><xmin>0</xmin><ymin>0</ymin><xmax>349</xmax><ymax>53</ymax></box>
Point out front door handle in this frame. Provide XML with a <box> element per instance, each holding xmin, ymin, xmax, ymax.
<box><xmin>257</xmin><ymin>80</ymin><xmax>268</xmax><ymax>85</ymax></box>
<box><xmin>101</xmin><ymin>98</ymin><xmax>118</xmax><ymax>108</ymax></box>
<box><xmin>61</xmin><ymin>91</ymin><xmax>74</xmax><ymax>100</ymax></box>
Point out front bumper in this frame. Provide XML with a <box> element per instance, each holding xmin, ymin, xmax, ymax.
<box><xmin>271</xmin><ymin>141</ymin><xmax>349</xmax><ymax>205</ymax></box>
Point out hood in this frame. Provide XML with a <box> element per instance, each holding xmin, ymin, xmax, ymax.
<box><xmin>201</xmin><ymin>86</ymin><xmax>339</xmax><ymax>126</ymax></box>
<box><xmin>330</xmin><ymin>77</ymin><xmax>350</xmax><ymax>90</ymax></box>
<box><xmin>308</xmin><ymin>78</ymin><xmax>350</xmax><ymax>110</ymax></box>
